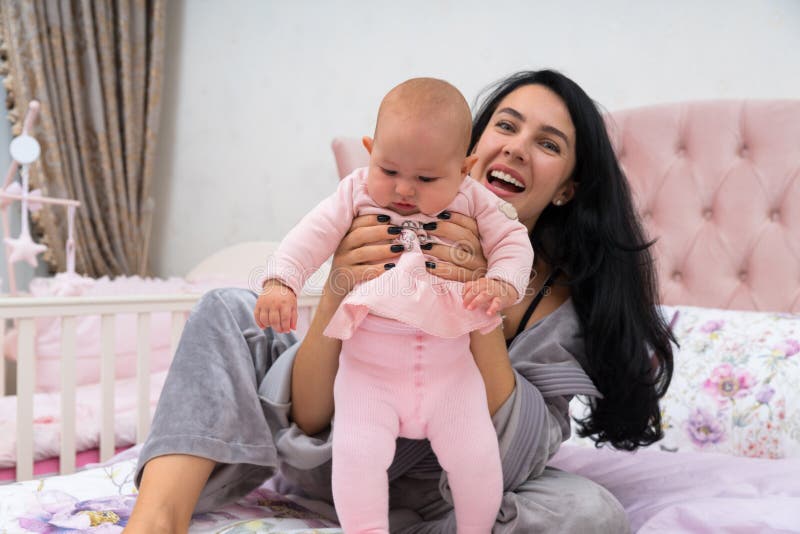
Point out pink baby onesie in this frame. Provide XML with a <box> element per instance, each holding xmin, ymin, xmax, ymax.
<box><xmin>265</xmin><ymin>167</ymin><xmax>533</xmax><ymax>533</ymax></box>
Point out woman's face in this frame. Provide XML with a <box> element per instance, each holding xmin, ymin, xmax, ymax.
<box><xmin>471</xmin><ymin>84</ymin><xmax>577</xmax><ymax>231</ymax></box>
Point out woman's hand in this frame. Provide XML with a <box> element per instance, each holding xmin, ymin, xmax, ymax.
<box><xmin>326</xmin><ymin>214</ymin><xmax>403</xmax><ymax>298</ymax></box>
<box><xmin>422</xmin><ymin>211</ymin><xmax>488</xmax><ymax>282</ymax></box>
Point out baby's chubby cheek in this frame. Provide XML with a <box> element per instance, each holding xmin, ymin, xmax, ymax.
<box><xmin>420</xmin><ymin>184</ymin><xmax>461</xmax><ymax>215</ymax></box>
<box><xmin>365</xmin><ymin>179</ymin><xmax>393</xmax><ymax>208</ymax></box>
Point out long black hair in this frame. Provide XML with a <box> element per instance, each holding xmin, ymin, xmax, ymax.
<box><xmin>470</xmin><ymin>70</ymin><xmax>675</xmax><ymax>450</ymax></box>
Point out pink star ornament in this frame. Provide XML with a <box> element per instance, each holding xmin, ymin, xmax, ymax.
<box><xmin>5</xmin><ymin>233</ymin><xmax>47</xmax><ymax>267</ymax></box>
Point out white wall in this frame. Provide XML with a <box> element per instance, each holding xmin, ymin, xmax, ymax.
<box><xmin>150</xmin><ymin>0</ymin><xmax>800</xmax><ymax>277</ymax></box>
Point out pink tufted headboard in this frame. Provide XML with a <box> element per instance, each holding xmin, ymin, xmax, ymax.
<box><xmin>331</xmin><ymin>100</ymin><xmax>800</xmax><ymax>312</ymax></box>
<box><xmin>608</xmin><ymin>101</ymin><xmax>800</xmax><ymax>312</ymax></box>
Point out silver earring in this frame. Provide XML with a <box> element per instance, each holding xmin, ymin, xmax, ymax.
<box><xmin>554</xmin><ymin>199</ymin><xmax>563</xmax><ymax>206</ymax></box>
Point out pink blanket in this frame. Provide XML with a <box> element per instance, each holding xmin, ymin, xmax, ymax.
<box><xmin>549</xmin><ymin>444</ymin><xmax>800</xmax><ymax>532</ymax></box>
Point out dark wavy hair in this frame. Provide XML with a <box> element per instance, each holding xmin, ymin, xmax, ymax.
<box><xmin>469</xmin><ymin>70</ymin><xmax>675</xmax><ymax>450</ymax></box>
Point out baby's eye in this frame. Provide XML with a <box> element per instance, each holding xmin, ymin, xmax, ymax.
<box><xmin>541</xmin><ymin>140</ymin><xmax>561</xmax><ymax>154</ymax></box>
<box><xmin>381</xmin><ymin>167</ymin><xmax>398</xmax><ymax>176</ymax></box>
<box><xmin>418</xmin><ymin>176</ymin><xmax>438</xmax><ymax>183</ymax></box>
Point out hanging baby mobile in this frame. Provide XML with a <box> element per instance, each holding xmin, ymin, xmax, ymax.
<box><xmin>0</xmin><ymin>100</ymin><xmax>81</xmax><ymax>295</ymax></box>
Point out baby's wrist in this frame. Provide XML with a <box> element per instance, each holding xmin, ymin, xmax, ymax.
<box><xmin>261</xmin><ymin>278</ymin><xmax>294</xmax><ymax>294</ymax></box>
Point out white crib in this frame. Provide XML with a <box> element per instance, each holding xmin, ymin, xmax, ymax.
<box><xmin>1</xmin><ymin>293</ymin><xmax>197</xmax><ymax>480</ymax></box>
<box><xmin>0</xmin><ymin>241</ymin><xmax>324</xmax><ymax>482</ymax></box>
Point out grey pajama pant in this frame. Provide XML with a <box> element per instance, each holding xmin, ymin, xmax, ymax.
<box><xmin>135</xmin><ymin>288</ymin><xmax>629</xmax><ymax>533</ymax></box>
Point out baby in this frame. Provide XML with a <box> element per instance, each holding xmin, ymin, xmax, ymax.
<box><xmin>257</xmin><ymin>78</ymin><xmax>533</xmax><ymax>533</ymax></box>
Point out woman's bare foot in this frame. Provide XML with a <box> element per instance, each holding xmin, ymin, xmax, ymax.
<box><xmin>123</xmin><ymin>454</ymin><xmax>215</xmax><ymax>534</ymax></box>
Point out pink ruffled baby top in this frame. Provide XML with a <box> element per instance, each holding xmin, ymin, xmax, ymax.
<box><xmin>264</xmin><ymin>167</ymin><xmax>533</xmax><ymax>339</ymax></box>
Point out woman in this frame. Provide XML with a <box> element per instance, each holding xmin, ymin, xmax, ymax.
<box><xmin>124</xmin><ymin>70</ymin><xmax>674</xmax><ymax>533</ymax></box>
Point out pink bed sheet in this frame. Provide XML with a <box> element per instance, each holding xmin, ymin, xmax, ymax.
<box><xmin>0</xmin><ymin>445</ymin><xmax>131</xmax><ymax>482</ymax></box>
<box><xmin>549</xmin><ymin>444</ymin><xmax>800</xmax><ymax>532</ymax></box>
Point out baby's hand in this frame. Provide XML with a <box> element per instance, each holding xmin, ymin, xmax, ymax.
<box><xmin>462</xmin><ymin>278</ymin><xmax>519</xmax><ymax>316</ymax></box>
<box><xmin>254</xmin><ymin>280</ymin><xmax>297</xmax><ymax>333</ymax></box>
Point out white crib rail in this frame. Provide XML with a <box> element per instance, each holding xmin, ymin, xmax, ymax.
<box><xmin>1</xmin><ymin>292</ymin><xmax>322</xmax><ymax>482</ymax></box>
<box><xmin>0</xmin><ymin>294</ymin><xmax>200</xmax><ymax>481</ymax></box>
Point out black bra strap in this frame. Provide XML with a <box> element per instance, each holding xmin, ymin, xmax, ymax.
<box><xmin>511</xmin><ymin>268</ymin><xmax>561</xmax><ymax>341</ymax></box>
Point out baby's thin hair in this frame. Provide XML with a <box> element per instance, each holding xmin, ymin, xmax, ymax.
<box><xmin>377</xmin><ymin>77</ymin><xmax>473</xmax><ymax>155</ymax></box>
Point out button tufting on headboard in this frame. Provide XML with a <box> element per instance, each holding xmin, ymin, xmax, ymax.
<box><xmin>609</xmin><ymin>100</ymin><xmax>800</xmax><ymax>312</ymax></box>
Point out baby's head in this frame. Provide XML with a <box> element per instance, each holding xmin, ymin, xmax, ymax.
<box><xmin>363</xmin><ymin>78</ymin><xmax>477</xmax><ymax>216</ymax></box>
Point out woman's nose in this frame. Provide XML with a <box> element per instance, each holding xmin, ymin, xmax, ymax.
<box><xmin>503</xmin><ymin>140</ymin><xmax>527</xmax><ymax>162</ymax></box>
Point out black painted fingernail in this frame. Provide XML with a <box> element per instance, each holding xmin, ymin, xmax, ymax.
<box><xmin>384</xmin><ymin>263</ymin><xmax>395</xmax><ymax>270</ymax></box>
<box><xmin>387</xmin><ymin>226</ymin><xmax>402</xmax><ymax>235</ymax></box>
<box><xmin>437</xmin><ymin>211</ymin><xmax>451</xmax><ymax>220</ymax></box>
<box><xmin>390</xmin><ymin>244</ymin><xmax>404</xmax><ymax>252</ymax></box>
<box><xmin>421</xmin><ymin>242</ymin><xmax>433</xmax><ymax>250</ymax></box>
<box><xmin>422</xmin><ymin>222</ymin><xmax>437</xmax><ymax>230</ymax></box>
<box><xmin>377</xmin><ymin>214</ymin><xmax>390</xmax><ymax>223</ymax></box>
<box><xmin>425</xmin><ymin>261</ymin><xmax>436</xmax><ymax>269</ymax></box>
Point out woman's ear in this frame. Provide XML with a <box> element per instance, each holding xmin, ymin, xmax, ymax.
<box><xmin>362</xmin><ymin>136</ymin><xmax>374</xmax><ymax>154</ymax></box>
<box><xmin>462</xmin><ymin>154</ymin><xmax>479</xmax><ymax>177</ymax></box>
<box><xmin>554</xmin><ymin>181</ymin><xmax>578</xmax><ymax>205</ymax></box>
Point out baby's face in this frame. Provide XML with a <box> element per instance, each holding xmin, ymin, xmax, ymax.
<box><xmin>366</xmin><ymin>117</ymin><xmax>470</xmax><ymax>217</ymax></box>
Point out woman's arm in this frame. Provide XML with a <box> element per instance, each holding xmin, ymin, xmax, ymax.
<box><xmin>470</xmin><ymin>327</ymin><xmax>516</xmax><ymax>415</ymax></box>
<box><xmin>289</xmin><ymin>283</ymin><xmax>345</xmax><ymax>435</ymax></box>
<box><xmin>290</xmin><ymin>216</ymin><xmax>400</xmax><ymax>435</ymax></box>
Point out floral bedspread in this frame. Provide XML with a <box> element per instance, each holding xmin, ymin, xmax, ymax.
<box><xmin>0</xmin><ymin>457</ymin><xmax>342</xmax><ymax>533</ymax></box>
<box><xmin>569</xmin><ymin>305</ymin><xmax>800</xmax><ymax>458</ymax></box>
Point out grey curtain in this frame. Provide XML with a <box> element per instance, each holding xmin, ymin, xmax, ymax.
<box><xmin>0</xmin><ymin>0</ymin><xmax>166</xmax><ymax>276</ymax></box>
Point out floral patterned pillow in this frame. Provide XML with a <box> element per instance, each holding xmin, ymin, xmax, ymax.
<box><xmin>569</xmin><ymin>305</ymin><xmax>800</xmax><ymax>458</ymax></box>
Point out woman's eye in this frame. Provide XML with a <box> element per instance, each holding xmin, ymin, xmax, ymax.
<box><xmin>381</xmin><ymin>168</ymin><xmax>398</xmax><ymax>176</ymax></box>
<box><xmin>541</xmin><ymin>140</ymin><xmax>561</xmax><ymax>154</ymax></box>
<box><xmin>418</xmin><ymin>176</ymin><xmax>437</xmax><ymax>183</ymax></box>
<box><xmin>495</xmin><ymin>120</ymin><xmax>515</xmax><ymax>132</ymax></box>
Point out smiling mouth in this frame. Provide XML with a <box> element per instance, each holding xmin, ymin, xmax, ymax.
<box><xmin>487</xmin><ymin>170</ymin><xmax>525</xmax><ymax>193</ymax></box>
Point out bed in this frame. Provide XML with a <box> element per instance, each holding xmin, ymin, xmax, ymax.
<box><xmin>552</xmin><ymin>99</ymin><xmax>800</xmax><ymax>532</ymax></box>
<box><xmin>1</xmin><ymin>99</ymin><xmax>799</xmax><ymax>533</ymax></box>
